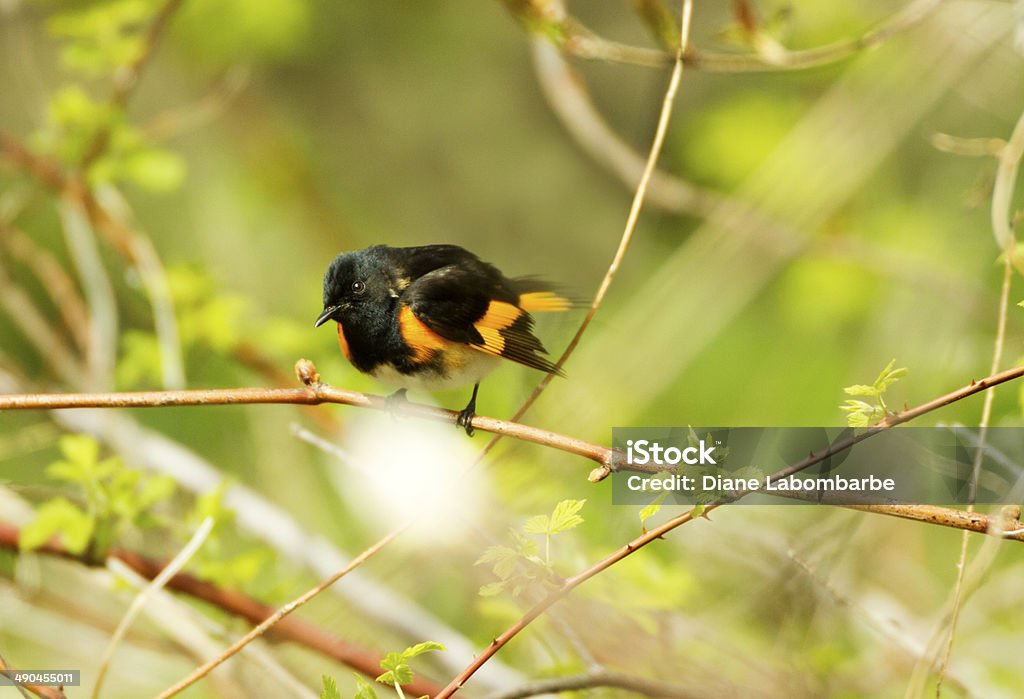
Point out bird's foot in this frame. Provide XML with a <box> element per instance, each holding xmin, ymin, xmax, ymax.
<box><xmin>385</xmin><ymin>389</ymin><xmax>408</xmax><ymax>420</ymax></box>
<box><xmin>456</xmin><ymin>405</ymin><xmax>476</xmax><ymax>437</ymax></box>
<box><xmin>456</xmin><ymin>384</ymin><xmax>479</xmax><ymax>437</ymax></box>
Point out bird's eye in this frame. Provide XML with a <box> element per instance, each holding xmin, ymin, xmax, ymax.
<box><xmin>351</xmin><ymin>280</ymin><xmax>366</xmax><ymax>295</ymax></box>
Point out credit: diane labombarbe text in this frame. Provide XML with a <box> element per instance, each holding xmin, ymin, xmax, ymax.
<box><xmin>610</xmin><ymin>427</ymin><xmax>1021</xmax><ymax>506</ymax></box>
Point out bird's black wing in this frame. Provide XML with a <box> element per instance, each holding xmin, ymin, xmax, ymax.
<box><xmin>400</xmin><ymin>264</ymin><xmax>564</xmax><ymax>376</ymax></box>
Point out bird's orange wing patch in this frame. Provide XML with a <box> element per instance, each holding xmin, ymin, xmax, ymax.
<box><xmin>476</xmin><ymin>300</ymin><xmax>523</xmax><ymax>331</ymax></box>
<box><xmin>399</xmin><ymin>304</ymin><xmax>449</xmax><ymax>362</ymax></box>
<box><xmin>518</xmin><ymin>291</ymin><xmax>571</xmax><ymax>312</ymax></box>
<box><xmin>470</xmin><ymin>300</ymin><xmax>523</xmax><ymax>357</ymax></box>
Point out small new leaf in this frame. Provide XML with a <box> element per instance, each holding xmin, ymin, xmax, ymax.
<box><xmin>352</xmin><ymin>675</ymin><xmax>378</xmax><ymax>699</ymax></box>
<box><xmin>548</xmin><ymin>499</ymin><xmax>586</xmax><ymax>534</ymax></box>
<box><xmin>19</xmin><ymin>498</ymin><xmax>94</xmax><ymax>554</ymax></box>
<box><xmin>840</xmin><ymin>359</ymin><xmax>906</xmax><ymax>427</ymax></box>
<box><xmin>522</xmin><ymin>514</ymin><xmax>549</xmax><ymax>535</ymax></box>
<box><xmin>873</xmin><ymin>359</ymin><xmax>907</xmax><ymax>393</ymax></box>
<box><xmin>403</xmin><ymin>641</ymin><xmax>445</xmax><ymax>658</ymax></box>
<box><xmin>843</xmin><ymin>384</ymin><xmax>878</xmax><ymax>397</ymax></box>
<box><xmin>639</xmin><ymin>492</ymin><xmax>668</xmax><ymax>526</ymax></box>
<box><xmin>319</xmin><ymin>675</ymin><xmax>341</xmax><ymax>699</ymax></box>
<box><xmin>376</xmin><ymin>641</ymin><xmax>445</xmax><ymax>688</ymax></box>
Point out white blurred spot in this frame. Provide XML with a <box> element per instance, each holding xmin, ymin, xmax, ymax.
<box><xmin>329</xmin><ymin>411</ymin><xmax>490</xmax><ymax>545</ymax></box>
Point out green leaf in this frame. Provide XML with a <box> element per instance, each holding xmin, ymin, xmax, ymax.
<box><xmin>478</xmin><ymin>581</ymin><xmax>507</xmax><ymax>597</ymax></box>
<box><xmin>352</xmin><ymin>675</ymin><xmax>378</xmax><ymax>699</ymax></box>
<box><xmin>843</xmin><ymin>384</ymin><xmax>878</xmax><ymax>397</ymax></box>
<box><xmin>639</xmin><ymin>492</ymin><xmax>668</xmax><ymax>525</ymax></box>
<box><xmin>522</xmin><ymin>514</ymin><xmax>549</xmax><ymax>534</ymax></box>
<box><xmin>548</xmin><ymin>499</ymin><xmax>586</xmax><ymax>533</ymax></box>
<box><xmin>122</xmin><ymin>147</ymin><xmax>186</xmax><ymax>192</ymax></box>
<box><xmin>60</xmin><ymin>433</ymin><xmax>100</xmax><ymax>469</ymax></box>
<box><xmin>117</xmin><ymin>330</ymin><xmax>163</xmax><ymax>389</ymax></box>
<box><xmin>375</xmin><ymin>665</ymin><xmax>412</xmax><ymax>687</ymax></box>
<box><xmin>136</xmin><ymin>474</ymin><xmax>176</xmax><ymax>510</ymax></box>
<box><xmin>402</xmin><ymin>641</ymin><xmax>445</xmax><ymax>659</ymax></box>
<box><xmin>376</xmin><ymin>641</ymin><xmax>445</xmax><ymax>687</ymax></box>
<box><xmin>873</xmin><ymin>359</ymin><xmax>907</xmax><ymax>392</ymax></box>
<box><xmin>19</xmin><ymin>498</ymin><xmax>94</xmax><ymax>555</ymax></box>
<box><xmin>475</xmin><ymin>544</ymin><xmax>518</xmax><ymax>579</ymax></box>
<box><xmin>319</xmin><ymin>674</ymin><xmax>341</xmax><ymax>699</ymax></box>
<box><xmin>378</xmin><ymin>651</ymin><xmax>405</xmax><ymax>675</ymax></box>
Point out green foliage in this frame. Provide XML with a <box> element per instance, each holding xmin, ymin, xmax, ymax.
<box><xmin>523</xmin><ymin>498</ymin><xmax>585</xmax><ymax>563</ymax></box>
<box><xmin>351</xmin><ymin>675</ymin><xmax>378</xmax><ymax>699</ymax></box>
<box><xmin>186</xmin><ymin>481</ymin><xmax>278</xmax><ymax>593</ymax></box>
<box><xmin>638</xmin><ymin>491</ymin><xmax>668</xmax><ymax>529</ymax></box>
<box><xmin>319</xmin><ymin>674</ymin><xmax>342</xmax><ymax>699</ymax></box>
<box><xmin>18</xmin><ymin>497</ymin><xmax>94</xmax><ymax>554</ymax></box>
<box><xmin>47</xmin><ymin>0</ymin><xmax>155</xmax><ymax>77</ymax></box>
<box><xmin>167</xmin><ymin>265</ymin><xmax>250</xmax><ymax>352</ymax></box>
<box><xmin>30</xmin><ymin>1</ymin><xmax>187</xmax><ymax>190</ymax></box>
<box><xmin>375</xmin><ymin>641</ymin><xmax>445</xmax><ymax>698</ymax></box>
<box><xmin>116</xmin><ymin>330</ymin><xmax>164</xmax><ymax>388</ymax></box>
<box><xmin>19</xmin><ymin>434</ymin><xmax>175</xmax><ymax>559</ymax></box>
<box><xmin>840</xmin><ymin>359</ymin><xmax>907</xmax><ymax>427</ymax></box>
<box><xmin>33</xmin><ymin>85</ymin><xmax>185</xmax><ymax>190</ymax></box>
<box><xmin>477</xmin><ymin>499</ymin><xmax>586</xmax><ymax>598</ymax></box>
<box><xmin>174</xmin><ymin>0</ymin><xmax>311</xmax><ymax>64</ymax></box>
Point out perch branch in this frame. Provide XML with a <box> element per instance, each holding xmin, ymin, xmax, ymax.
<box><xmin>0</xmin><ymin>359</ymin><xmax>620</xmax><ymax>473</ymax></box>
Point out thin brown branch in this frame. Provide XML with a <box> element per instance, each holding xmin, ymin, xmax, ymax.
<box><xmin>233</xmin><ymin>343</ymin><xmax>342</xmax><ymax>434</ymax></box>
<box><xmin>556</xmin><ymin>0</ymin><xmax>939</xmax><ymax>72</ymax></box>
<box><xmin>0</xmin><ymin>522</ymin><xmax>443</xmax><ymax>697</ymax></box>
<box><xmin>0</xmin><ymin>655</ymin><xmax>66</xmax><ymax>699</ymax></box>
<box><xmin>434</xmin><ymin>363</ymin><xmax>1024</xmax><ymax>696</ymax></box>
<box><xmin>487</xmin><ymin>0</ymin><xmax>693</xmax><ymax>447</ymax></box>
<box><xmin>483</xmin><ymin>668</ymin><xmax>701</xmax><ymax>699</ymax></box>
<box><xmin>80</xmin><ymin>0</ymin><xmax>187</xmax><ymax>168</ymax></box>
<box><xmin>0</xmin><ymin>225</ymin><xmax>90</xmax><ymax>353</ymax></box>
<box><xmin>155</xmin><ymin>526</ymin><xmax>407</xmax><ymax>699</ymax></box>
<box><xmin>934</xmin><ymin>106</ymin><xmax>1023</xmax><ymax>695</ymax></box>
<box><xmin>840</xmin><ymin>503</ymin><xmax>1024</xmax><ymax>542</ymax></box>
<box><xmin>0</xmin><ymin>261</ymin><xmax>85</xmax><ymax>385</ymax></box>
<box><xmin>0</xmin><ymin>129</ymin><xmax>68</xmax><ymax>191</ymax></box>
<box><xmin>0</xmin><ymin>359</ymin><xmax>618</xmax><ymax>472</ymax></box>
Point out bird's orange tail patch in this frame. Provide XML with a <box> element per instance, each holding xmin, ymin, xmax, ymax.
<box><xmin>518</xmin><ymin>291</ymin><xmax>571</xmax><ymax>313</ymax></box>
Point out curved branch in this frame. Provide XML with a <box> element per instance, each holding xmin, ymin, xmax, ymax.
<box><xmin>557</xmin><ymin>0</ymin><xmax>940</xmax><ymax>72</ymax></box>
<box><xmin>0</xmin><ymin>522</ymin><xmax>443</xmax><ymax>697</ymax></box>
<box><xmin>434</xmin><ymin>362</ymin><xmax>1024</xmax><ymax>696</ymax></box>
<box><xmin>484</xmin><ymin>668</ymin><xmax>700</xmax><ymax>699</ymax></box>
<box><xmin>0</xmin><ymin>656</ymin><xmax>65</xmax><ymax>699</ymax></box>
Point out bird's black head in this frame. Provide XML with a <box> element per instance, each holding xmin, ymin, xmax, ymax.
<box><xmin>314</xmin><ymin>246</ymin><xmax>398</xmax><ymax>328</ymax></box>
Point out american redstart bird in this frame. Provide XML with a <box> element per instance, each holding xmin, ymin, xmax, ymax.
<box><xmin>314</xmin><ymin>244</ymin><xmax>570</xmax><ymax>435</ymax></box>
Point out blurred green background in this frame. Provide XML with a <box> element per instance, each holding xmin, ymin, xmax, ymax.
<box><xmin>2</xmin><ymin>0</ymin><xmax>1024</xmax><ymax>697</ymax></box>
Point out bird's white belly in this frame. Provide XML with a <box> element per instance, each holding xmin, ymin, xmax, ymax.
<box><xmin>371</xmin><ymin>350</ymin><xmax>500</xmax><ymax>392</ymax></box>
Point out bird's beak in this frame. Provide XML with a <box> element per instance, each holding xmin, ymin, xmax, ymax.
<box><xmin>314</xmin><ymin>305</ymin><xmax>341</xmax><ymax>328</ymax></box>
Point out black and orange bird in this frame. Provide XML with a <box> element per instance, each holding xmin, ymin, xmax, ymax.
<box><xmin>314</xmin><ymin>244</ymin><xmax>570</xmax><ymax>435</ymax></box>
